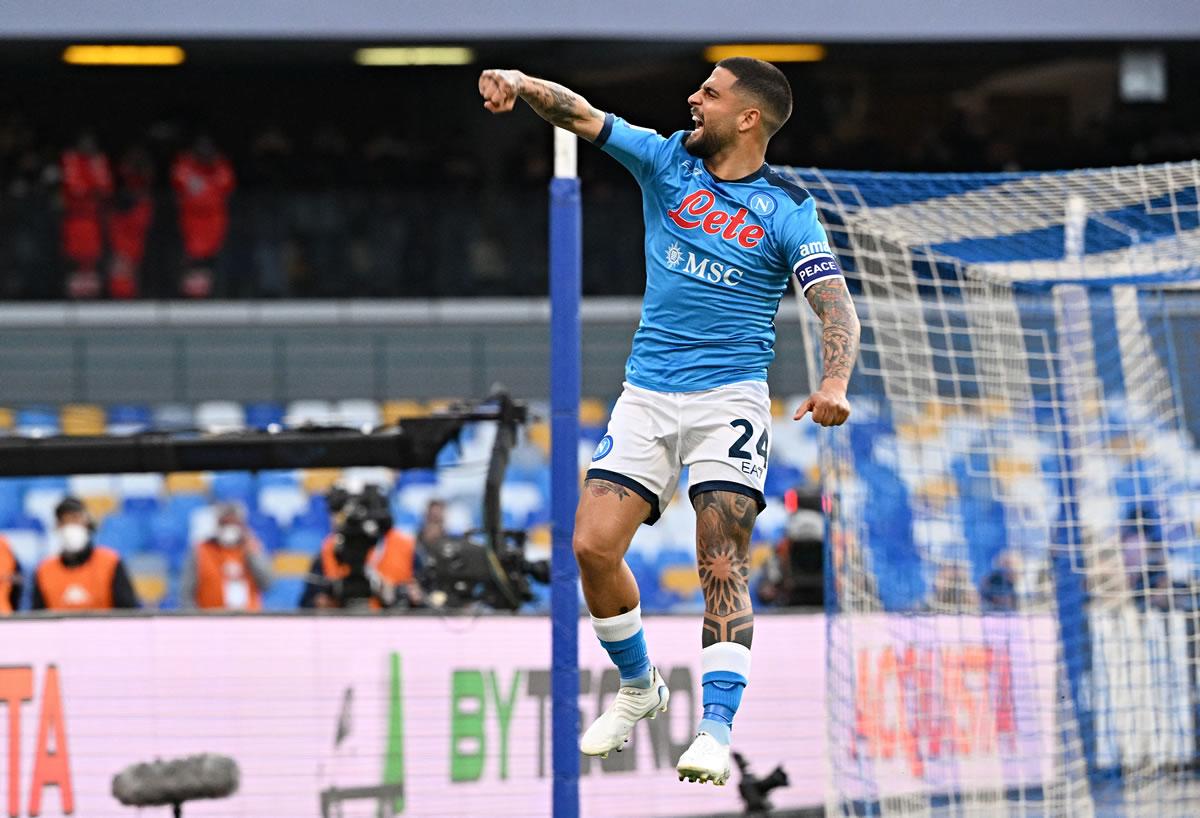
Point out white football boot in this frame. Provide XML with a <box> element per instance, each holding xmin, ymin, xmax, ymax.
<box><xmin>676</xmin><ymin>731</ymin><xmax>732</xmax><ymax>785</ymax></box>
<box><xmin>579</xmin><ymin>667</ymin><xmax>670</xmax><ymax>758</ymax></box>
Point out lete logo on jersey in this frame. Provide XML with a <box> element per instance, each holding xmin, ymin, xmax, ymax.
<box><xmin>666</xmin><ymin>189</ymin><xmax>766</xmax><ymax>248</ymax></box>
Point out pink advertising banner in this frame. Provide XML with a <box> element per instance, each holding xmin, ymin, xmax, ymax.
<box><xmin>0</xmin><ymin>614</ymin><xmax>826</xmax><ymax>818</ymax></box>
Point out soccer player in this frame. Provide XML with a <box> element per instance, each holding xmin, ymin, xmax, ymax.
<box><xmin>479</xmin><ymin>58</ymin><xmax>859</xmax><ymax>785</ymax></box>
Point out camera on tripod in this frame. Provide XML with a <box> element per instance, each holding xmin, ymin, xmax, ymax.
<box><xmin>421</xmin><ymin>527</ymin><xmax>549</xmax><ymax>611</ymax></box>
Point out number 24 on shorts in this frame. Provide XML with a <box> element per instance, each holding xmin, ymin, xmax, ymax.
<box><xmin>727</xmin><ymin>418</ymin><xmax>768</xmax><ymax>463</ymax></box>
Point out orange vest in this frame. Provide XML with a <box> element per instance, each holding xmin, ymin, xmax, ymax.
<box><xmin>0</xmin><ymin>537</ymin><xmax>15</xmax><ymax>615</ymax></box>
<box><xmin>36</xmin><ymin>546</ymin><xmax>120</xmax><ymax>611</ymax></box>
<box><xmin>194</xmin><ymin>540</ymin><xmax>263</xmax><ymax>611</ymax></box>
<box><xmin>319</xmin><ymin>529</ymin><xmax>415</xmax><ymax>609</ymax></box>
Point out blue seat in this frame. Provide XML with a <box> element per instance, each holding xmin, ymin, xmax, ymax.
<box><xmin>257</xmin><ymin>470</ymin><xmax>299</xmax><ymax>488</ymax></box>
<box><xmin>245</xmin><ymin>402</ymin><xmax>286</xmax><ymax>430</ymax></box>
<box><xmin>285</xmin><ymin>526</ymin><xmax>327</xmax><ymax>555</ymax></box>
<box><xmin>123</xmin><ymin>495</ymin><xmax>162</xmax><ymax>515</ymax></box>
<box><xmin>262</xmin><ymin>577</ymin><xmax>307</xmax><ymax>611</ymax></box>
<box><xmin>398</xmin><ymin>469</ymin><xmax>438</xmax><ymax>488</ymax></box>
<box><xmin>107</xmin><ymin>404</ymin><xmax>153</xmax><ymax>434</ymax></box>
<box><xmin>6</xmin><ymin>513</ymin><xmax>44</xmax><ymax>533</ymax></box>
<box><xmin>0</xmin><ymin>484</ymin><xmax>22</xmax><ymax>529</ymax></box>
<box><xmin>764</xmin><ymin>464</ymin><xmax>803</xmax><ymax>499</ymax></box>
<box><xmin>16</xmin><ymin>407</ymin><xmax>59</xmax><ymax>436</ymax></box>
<box><xmin>247</xmin><ymin>512</ymin><xmax>283</xmax><ymax>553</ymax></box>
<box><xmin>212</xmin><ymin>472</ymin><xmax>256</xmax><ymax>507</ymax></box>
<box><xmin>96</xmin><ymin>512</ymin><xmax>149</xmax><ymax>556</ymax></box>
<box><xmin>147</xmin><ymin>511</ymin><xmax>190</xmax><ymax>569</ymax></box>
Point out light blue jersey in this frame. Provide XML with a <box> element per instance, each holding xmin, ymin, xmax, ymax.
<box><xmin>594</xmin><ymin>113</ymin><xmax>843</xmax><ymax>393</ymax></box>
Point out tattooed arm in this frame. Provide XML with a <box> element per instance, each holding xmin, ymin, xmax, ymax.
<box><xmin>479</xmin><ymin>69</ymin><xmax>605</xmax><ymax>141</ymax></box>
<box><xmin>795</xmin><ymin>277</ymin><xmax>860</xmax><ymax>427</ymax></box>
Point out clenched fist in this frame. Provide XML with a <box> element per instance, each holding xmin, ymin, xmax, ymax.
<box><xmin>795</xmin><ymin>384</ymin><xmax>851</xmax><ymax>427</ymax></box>
<box><xmin>479</xmin><ymin>69</ymin><xmax>525</xmax><ymax>113</ymax></box>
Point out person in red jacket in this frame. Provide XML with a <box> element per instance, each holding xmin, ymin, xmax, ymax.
<box><xmin>106</xmin><ymin>145</ymin><xmax>155</xmax><ymax>299</ymax></box>
<box><xmin>60</xmin><ymin>132</ymin><xmax>113</xmax><ymax>299</ymax></box>
<box><xmin>171</xmin><ymin>134</ymin><xmax>236</xmax><ymax>298</ymax></box>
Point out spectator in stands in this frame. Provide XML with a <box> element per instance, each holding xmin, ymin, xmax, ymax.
<box><xmin>59</xmin><ymin>131</ymin><xmax>113</xmax><ymax>299</ymax></box>
<box><xmin>106</xmin><ymin>144</ymin><xmax>155</xmax><ymax>299</ymax></box>
<box><xmin>416</xmin><ymin>498</ymin><xmax>447</xmax><ymax>553</ymax></box>
<box><xmin>0</xmin><ymin>534</ymin><xmax>22</xmax><ymax>614</ymax></box>
<box><xmin>980</xmin><ymin>550</ymin><xmax>1021</xmax><ymax>612</ymax></box>
<box><xmin>300</xmin><ymin>486</ymin><xmax>423</xmax><ymax>610</ymax></box>
<box><xmin>178</xmin><ymin>502</ymin><xmax>273</xmax><ymax>611</ymax></box>
<box><xmin>171</xmin><ymin>134</ymin><xmax>235</xmax><ymax>298</ymax></box>
<box><xmin>1121</xmin><ymin>503</ymin><xmax>1173</xmax><ymax>611</ymax></box>
<box><xmin>32</xmin><ymin>497</ymin><xmax>139</xmax><ymax>611</ymax></box>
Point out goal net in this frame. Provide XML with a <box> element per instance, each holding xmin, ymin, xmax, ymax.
<box><xmin>777</xmin><ymin>161</ymin><xmax>1200</xmax><ymax>817</ymax></box>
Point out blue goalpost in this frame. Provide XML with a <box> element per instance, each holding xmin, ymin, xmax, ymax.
<box><xmin>549</xmin><ymin>127</ymin><xmax>582</xmax><ymax>818</ymax></box>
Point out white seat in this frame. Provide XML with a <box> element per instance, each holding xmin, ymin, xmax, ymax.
<box><xmin>117</xmin><ymin>473</ymin><xmax>166</xmax><ymax>498</ymax></box>
<box><xmin>285</xmin><ymin>400</ymin><xmax>337</xmax><ymax>428</ymax></box>
<box><xmin>444</xmin><ymin>500</ymin><xmax>475</xmax><ymax>536</ymax></box>
<box><xmin>195</xmin><ymin>401</ymin><xmax>246</xmax><ymax>432</ymax></box>
<box><xmin>188</xmin><ymin>506</ymin><xmax>219</xmax><ymax>546</ymax></box>
<box><xmin>335</xmin><ymin>399</ymin><xmax>382</xmax><ymax>430</ymax></box>
<box><xmin>23</xmin><ymin>488</ymin><xmax>66</xmax><ymax>532</ymax></box>
<box><xmin>397</xmin><ymin>484</ymin><xmax>440</xmax><ymax>519</ymax></box>
<box><xmin>1</xmin><ymin>529</ymin><xmax>48</xmax><ymax>566</ymax></box>
<box><xmin>500</xmin><ymin>481</ymin><xmax>544</xmax><ymax>518</ymax></box>
<box><xmin>68</xmin><ymin>474</ymin><xmax>117</xmax><ymax>498</ymax></box>
<box><xmin>257</xmin><ymin>485</ymin><xmax>310</xmax><ymax>528</ymax></box>
<box><xmin>339</xmin><ymin>467</ymin><xmax>396</xmax><ymax>493</ymax></box>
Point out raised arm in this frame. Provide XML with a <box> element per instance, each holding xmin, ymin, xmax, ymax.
<box><xmin>795</xmin><ymin>277</ymin><xmax>860</xmax><ymax>426</ymax></box>
<box><xmin>479</xmin><ymin>69</ymin><xmax>605</xmax><ymax>142</ymax></box>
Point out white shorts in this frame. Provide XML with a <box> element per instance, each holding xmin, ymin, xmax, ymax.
<box><xmin>586</xmin><ymin>380</ymin><xmax>771</xmax><ymax>524</ymax></box>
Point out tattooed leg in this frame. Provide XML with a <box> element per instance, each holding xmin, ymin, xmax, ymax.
<box><xmin>693</xmin><ymin>491</ymin><xmax>756</xmax><ymax>649</ymax></box>
<box><xmin>573</xmin><ymin>478</ymin><xmax>652</xmax><ymax>617</ymax></box>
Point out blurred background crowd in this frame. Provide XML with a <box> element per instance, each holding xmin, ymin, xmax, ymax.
<box><xmin>1</xmin><ymin>40</ymin><xmax>1198</xmax><ymax>301</ymax></box>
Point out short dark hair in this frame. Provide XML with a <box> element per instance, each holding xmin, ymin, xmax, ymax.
<box><xmin>716</xmin><ymin>57</ymin><xmax>793</xmax><ymax>137</ymax></box>
<box><xmin>55</xmin><ymin>496</ymin><xmax>86</xmax><ymax>522</ymax></box>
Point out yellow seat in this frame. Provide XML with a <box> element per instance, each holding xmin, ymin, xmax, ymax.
<box><xmin>82</xmin><ymin>494</ymin><xmax>119</xmax><ymax>521</ymax></box>
<box><xmin>660</xmin><ymin>566</ymin><xmax>700</xmax><ymax>595</ymax></box>
<box><xmin>526</xmin><ymin>421</ymin><xmax>551</xmax><ymax>457</ymax></box>
<box><xmin>749</xmin><ymin>543</ymin><xmax>774</xmax><ymax>570</ymax></box>
<box><xmin>273</xmin><ymin>551</ymin><xmax>314</xmax><ymax>577</ymax></box>
<box><xmin>0</xmin><ymin>407</ymin><xmax>12</xmax><ymax>431</ymax></box>
<box><xmin>302</xmin><ymin>469</ymin><xmax>342</xmax><ymax>495</ymax></box>
<box><xmin>61</xmin><ymin>404</ymin><xmax>106</xmax><ymax>436</ymax></box>
<box><xmin>527</xmin><ymin>524</ymin><xmax>551</xmax><ymax>548</ymax></box>
<box><xmin>133</xmin><ymin>574</ymin><xmax>168</xmax><ymax>607</ymax></box>
<box><xmin>166</xmin><ymin>472</ymin><xmax>210</xmax><ymax>495</ymax></box>
<box><xmin>579</xmin><ymin>398</ymin><xmax>609</xmax><ymax>427</ymax></box>
<box><xmin>382</xmin><ymin>400</ymin><xmax>426</xmax><ymax>425</ymax></box>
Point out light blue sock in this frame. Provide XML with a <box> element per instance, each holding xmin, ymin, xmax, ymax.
<box><xmin>698</xmin><ymin>642</ymin><xmax>751</xmax><ymax>746</ymax></box>
<box><xmin>592</xmin><ymin>605</ymin><xmax>652</xmax><ymax>688</ymax></box>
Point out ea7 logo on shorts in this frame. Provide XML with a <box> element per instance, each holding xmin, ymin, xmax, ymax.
<box><xmin>592</xmin><ymin>435</ymin><xmax>613</xmax><ymax>461</ymax></box>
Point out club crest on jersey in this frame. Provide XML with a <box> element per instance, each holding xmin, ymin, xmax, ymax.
<box><xmin>748</xmin><ymin>192</ymin><xmax>777</xmax><ymax>216</ymax></box>
<box><xmin>666</xmin><ymin>189</ymin><xmax>766</xmax><ymax>248</ymax></box>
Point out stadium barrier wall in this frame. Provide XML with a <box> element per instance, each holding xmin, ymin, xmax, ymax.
<box><xmin>0</xmin><ymin>611</ymin><xmax>1089</xmax><ymax>818</ymax></box>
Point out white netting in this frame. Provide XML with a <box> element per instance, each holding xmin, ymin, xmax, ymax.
<box><xmin>778</xmin><ymin>161</ymin><xmax>1200</xmax><ymax>817</ymax></box>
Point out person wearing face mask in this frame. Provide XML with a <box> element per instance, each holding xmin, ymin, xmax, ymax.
<box><xmin>32</xmin><ymin>497</ymin><xmax>139</xmax><ymax>611</ymax></box>
<box><xmin>178</xmin><ymin>502</ymin><xmax>273</xmax><ymax>611</ymax></box>
<box><xmin>0</xmin><ymin>534</ymin><xmax>22</xmax><ymax>614</ymax></box>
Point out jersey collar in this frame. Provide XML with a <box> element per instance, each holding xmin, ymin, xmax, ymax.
<box><xmin>703</xmin><ymin>161</ymin><xmax>768</xmax><ymax>185</ymax></box>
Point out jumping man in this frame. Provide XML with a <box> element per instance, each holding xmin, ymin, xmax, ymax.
<box><xmin>479</xmin><ymin>58</ymin><xmax>860</xmax><ymax>785</ymax></box>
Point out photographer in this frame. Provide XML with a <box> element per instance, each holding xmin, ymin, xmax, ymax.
<box><xmin>298</xmin><ymin>484</ymin><xmax>423</xmax><ymax>610</ymax></box>
<box><xmin>32</xmin><ymin>497</ymin><xmax>139</xmax><ymax>611</ymax></box>
<box><xmin>179</xmin><ymin>502</ymin><xmax>273</xmax><ymax>611</ymax></box>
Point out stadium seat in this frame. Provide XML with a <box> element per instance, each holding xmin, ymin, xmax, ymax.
<box><xmin>500</xmin><ymin>481</ymin><xmax>546</xmax><ymax>529</ymax></box>
<box><xmin>147</xmin><ymin>510</ymin><xmax>190</xmax><ymax>569</ymax></box>
<box><xmin>382</xmin><ymin>400</ymin><xmax>425</xmax><ymax>424</ymax></box>
<box><xmin>285</xmin><ymin>400</ymin><xmax>336</xmax><ymax>427</ymax></box>
<box><xmin>23</xmin><ymin>487</ymin><xmax>67</xmax><ymax>532</ymax></box>
<box><xmin>127</xmin><ymin>553</ymin><xmax>169</xmax><ymax>608</ymax></box>
<box><xmin>396</xmin><ymin>483</ymin><xmax>440</xmax><ymax>519</ymax></box>
<box><xmin>246</xmin><ymin>511</ymin><xmax>283</xmax><ymax>552</ymax></box>
<box><xmin>335</xmin><ymin>399</ymin><xmax>382</xmax><ymax>429</ymax></box>
<box><xmin>212</xmin><ymin>471</ymin><xmax>256</xmax><ymax>507</ymax></box>
<box><xmin>0</xmin><ymin>529</ymin><xmax>44</xmax><ymax>568</ymax></box>
<box><xmin>285</xmin><ymin>526</ymin><xmax>326</xmax><ymax>555</ymax></box>
<box><xmin>96</xmin><ymin>512</ymin><xmax>149</xmax><ymax>556</ymax></box>
<box><xmin>0</xmin><ymin>481</ymin><xmax>23</xmax><ymax>529</ymax></box>
<box><xmin>152</xmin><ymin>403</ymin><xmax>195</xmax><ymax>431</ymax></box>
<box><xmin>15</xmin><ymin>407</ymin><xmax>59</xmax><ymax>437</ymax></box>
<box><xmin>272</xmin><ymin>550</ymin><xmax>313</xmax><ymax>578</ymax></box>
<box><xmin>245</xmin><ymin>402</ymin><xmax>286</xmax><ymax>430</ymax></box>
<box><xmin>579</xmin><ymin>398</ymin><xmax>609</xmax><ymax>427</ymax></box>
<box><xmin>0</xmin><ymin>408</ymin><xmax>13</xmax><ymax>432</ymax></box>
<box><xmin>257</xmin><ymin>470</ymin><xmax>300</xmax><ymax>489</ymax></box>
<box><xmin>195</xmin><ymin>401</ymin><xmax>246</xmax><ymax>431</ymax></box>
<box><xmin>106</xmin><ymin>404</ymin><xmax>153</xmax><ymax>435</ymax></box>
<box><xmin>262</xmin><ymin>577</ymin><xmax>306</xmax><ymax>611</ymax></box>
<box><xmin>301</xmin><ymin>469</ymin><xmax>341</xmax><ymax>495</ymax></box>
<box><xmin>60</xmin><ymin>403</ymin><xmax>106</xmax><ymax>436</ymax></box>
<box><xmin>68</xmin><ymin>474</ymin><xmax>116</xmax><ymax>498</ymax></box>
<box><xmin>188</xmin><ymin>505</ymin><xmax>218</xmax><ymax>548</ymax></box>
<box><xmin>81</xmin><ymin>494</ymin><xmax>119</xmax><ymax>522</ymax></box>
<box><xmin>165</xmin><ymin>472</ymin><xmax>210</xmax><ymax>495</ymax></box>
<box><xmin>118</xmin><ymin>473</ymin><xmax>166</xmax><ymax>498</ymax></box>
<box><xmin>258</xmin><ymin>484</ymin><xmax>310</xmax><ymax>528</ymax></box>
<box><xmin>340</xmin><ymin>467</ymin><xmax>395</xmax><ymax>492</ymax></box>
